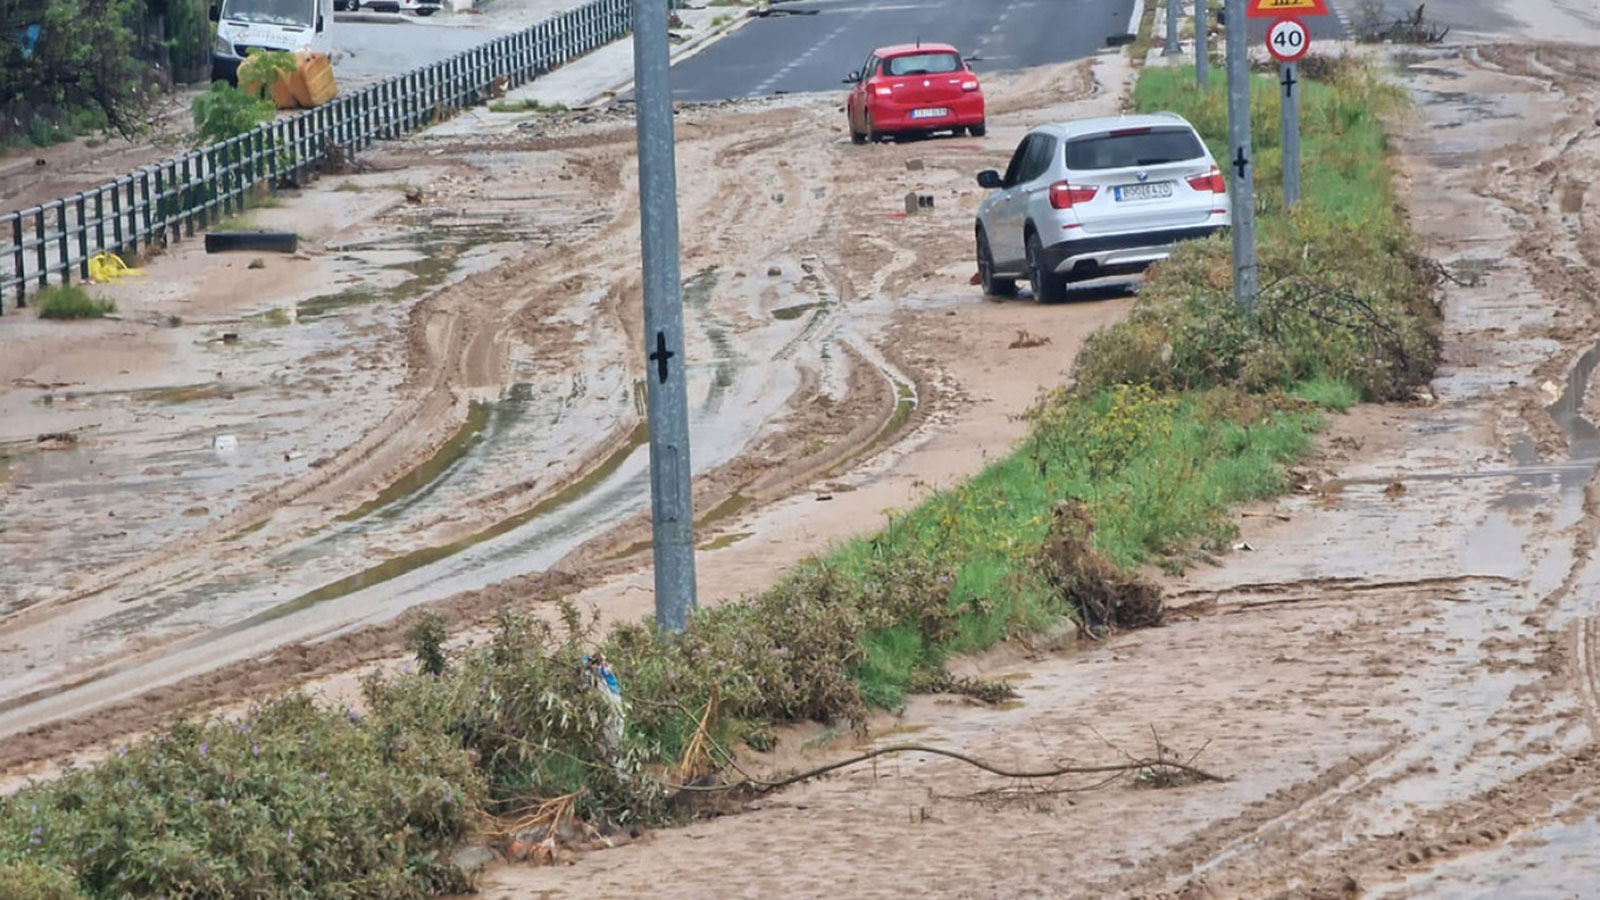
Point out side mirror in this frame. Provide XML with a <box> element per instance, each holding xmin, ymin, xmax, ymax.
<box><xmin>977</xmin><ymin>169</ymin><xmax>1003</xmax><ymax>189</ymax></box>
<box><xmin>842</xmin><ymin>71</ymin><xmax>860</xmax><ymax>84</ymax></box>
<box><xmin>209</xmin><ymin>4</ymin><xmax>220</xmax><ymax>21</ymax></box>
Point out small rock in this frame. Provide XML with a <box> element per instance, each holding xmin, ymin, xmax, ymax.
<box><xmin>221</xmin><ymin>332</ymin><xmax>239</xmax><ymax>343</ymax></box>
<box><xmin>35</xmin><ymin>432</ymin><xmax>78</xmax><ymax>449</ymax></box>
<box><xmin>905</xmin><ymin>158</ymin><xmax>925</xmax><ymax>171</ymax></box>
<box><xmin>767</xmin><ymin>265</ymin><xmax>782</xmax><ymax>277</ymax></box>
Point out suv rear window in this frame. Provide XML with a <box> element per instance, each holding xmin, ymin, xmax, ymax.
<box><xmin>885</xmin><ymin>53</ymin><xmax>961</xmax><ymax>76</ymax></box>
<box><xmin>1064</xmin><ymin>126</ymin><xmax>1205</xmax><ymax>170</ymax></box>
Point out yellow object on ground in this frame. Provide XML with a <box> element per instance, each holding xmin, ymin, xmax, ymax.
<box><xmin>88</xmin><ymin>253</ymin><xmax>143</xmax><ymax>284</ymax></box>
<box><xmin>238</xmin><ymin>50</ymin><xmax>338</xmax><ymax>110</ymax></box>
<box><xmin>292</xmin><ymin>53</ymin><xmax>338</xmax><ymax>108</ymax></box>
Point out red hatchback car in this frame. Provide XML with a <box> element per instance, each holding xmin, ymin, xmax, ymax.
<box><xmin>844</xmin><ymin>43</ymin><xmax>985</xmax><ymax>143</ymax></box>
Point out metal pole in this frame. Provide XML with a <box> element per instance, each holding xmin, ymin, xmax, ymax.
<box><xmin>1280</xmin><ymin>62</ymin><xmax>1301</xmax><ymax>209</ymax></box>
<box><xmin>1163</xmin><ymin>0</ymin><xmax>1182</xmax><ymax>56</ymax></box>
<box><xmin>1224</xmin><ymin>0</ymin><xmax>1258</xmax><ymax>314</ymax></box>
<box><xmin>1195</xmin><ymin>0</ymin><xmax>1208</xmax><ymax>86</ymax></box>
<box><xmin>633</xmin><ymin>0</ymin><xmax>698</xmax><ymax>633</ymax></box>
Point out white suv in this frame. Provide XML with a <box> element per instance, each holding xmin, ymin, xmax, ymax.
<box><xmin>973</xmin><ymin>113</ymin><xmax>1230</xmax><ymax>302</ymax></box>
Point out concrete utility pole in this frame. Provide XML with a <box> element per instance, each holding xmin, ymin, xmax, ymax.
<box><xmin>1280</xmin><ymin>62</ymin><xmax>1301</xmax><ymax>208</ymax></box>
<box><xmin>1224</xmin><ymin>0</ymin><xmax>1258</xmax><ymax>314</ymax></box>
<box><xmin>633</xmin><ymin>0</ymin><xmax>698</xmax><ymax>632</ymax></box>
<box><xmin>1195</xmin><ymin>0</ymin><xmax>1209</xmax><ymax>86</ymax></box>
<box><xmin>1164</xmin><ymin>0</ymin><xmax>1183</xmax><ymax>55</ymax></box>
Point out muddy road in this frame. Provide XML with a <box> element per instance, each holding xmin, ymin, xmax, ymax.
<box><xmin>0</xmin><ymin>58</ymin><xmax>1134</xmax><ymax>762</ymax></box>
<box><xmin>451</xmin><ymin>42</ymin><xmax>1600</xmax><ymax>899</ymax></box>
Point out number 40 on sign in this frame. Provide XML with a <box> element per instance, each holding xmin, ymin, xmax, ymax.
<box><xmin>1266</xmin><ymin>17</ymin><xmax>1310</xmax><ymax>62</ymax></box>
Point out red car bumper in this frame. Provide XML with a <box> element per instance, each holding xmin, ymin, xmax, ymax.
<box><xmin>866</xmin><ymin>94</ymin><xmax>985</xmax><ymax>132</ymax></box>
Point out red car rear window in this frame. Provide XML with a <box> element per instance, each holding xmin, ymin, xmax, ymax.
<box><xmin>884</xmin><ymin>53</ymin><xmax>962</xmax><ymax>76</ymax></box>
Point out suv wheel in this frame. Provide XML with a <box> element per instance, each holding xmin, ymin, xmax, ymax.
<box><xmin>866</xmin><ymin>112</ymin><xmax>883</xmax><ymax>143</ymax></box>
<box><xmin>976</xmin><ymin>229</ymin><xmax>1015</xmax><ymax>298</ymax></box>
<box><xmin>970</xmin><ymin>120</ymin><xmax>987</xmax><ymax>137</ymax></box>
<box><xmin>1026</xmin><ymin>229</ymin><xmax>1067</xmax><ymax>303</ymax></box>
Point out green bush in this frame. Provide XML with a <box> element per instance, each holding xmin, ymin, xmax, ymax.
<box><xmin>0</xmin><ymin>861</ymin><xmax>85</xmax><ymax>900</ymax></box>
<box><xmin>35</xmin><ymin>286</ymin><xmax>115</xmax><ymax>320</ymax></box>
<box><xmin>191</xmin><ymin>82</ymin><xmax>276</xmax><ymax>145</ymax></box>
<box><xmin>1076</xmin><ymin>58</ymin><xmax>1438</xmax><ymax>401</ymax></box>
<box><xmin>0</xmin><ymin>695</ymin><xmax>481</xmax><ymax>898</ymax></box>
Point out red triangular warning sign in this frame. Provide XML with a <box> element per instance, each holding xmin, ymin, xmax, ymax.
<box><xmin>1246</xmin><ymin>0</ymin><xmax>1331</xmax><ymax>17</ymax></box>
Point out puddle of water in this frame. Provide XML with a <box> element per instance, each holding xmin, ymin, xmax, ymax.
<box><xmin>249</xmin><ymin>421</ymin><xmax>651</xmax><ymax>625</ymax></box>
<box><xmin>773</xmin><ymin>302</ymin><xmax>825</xmax><ymax>321</ymax></box>
<box><xmin>222</xmin><ymin>518</ymin><xmax>270</xmax><ymax>542</ymax></box>
<box><xmin>698</xmin><ymin>531</ymin><xmax>752</xmax><ymax>552</ymax></box>
<box><xmin>683</xmin><ymin>267</ymin><xmax>742</xmax><ymax>413</ymax></box>
<box><xmin>297</xmin><ymin>225</ymin><xmax>519</xmax><ymax>321</ymax></box>
<box><xmin>338</xmin><ymin>400</ymin><xmax>491</xmax><ymax>524</ymax></box>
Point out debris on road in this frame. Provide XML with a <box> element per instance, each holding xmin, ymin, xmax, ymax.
<box><xmin>205</xmin><ymin>232</ymin><xmax>299</xmax><ymax>255</ymax></box>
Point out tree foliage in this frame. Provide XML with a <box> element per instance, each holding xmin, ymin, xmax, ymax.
<box><xmin>1</xmin><ymin>0</ymin><xmax>213</xmax><ymax>144</ymax></box>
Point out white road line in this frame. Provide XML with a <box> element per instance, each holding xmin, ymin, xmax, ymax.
<box><xmin>750</xmin><ymin>21</ymin><xmax>850</xmax><ymax>97</ymax></box>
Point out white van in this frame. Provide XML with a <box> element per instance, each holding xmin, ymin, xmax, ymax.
<box><xmin>210</xmin><ymin>0</ymin><xmax>336</xmax><ymax>84</ymax></box>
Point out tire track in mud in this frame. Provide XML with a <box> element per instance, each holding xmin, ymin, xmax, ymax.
<box><xmin>1078</xmin><ymin>44</ymin><xmax>1600</xmax><ymax>898</ymax></box>
<box><xmin>0</xmin><ymin>80</ymin><xmax>1056</xmax><ymax>763</ymax></box>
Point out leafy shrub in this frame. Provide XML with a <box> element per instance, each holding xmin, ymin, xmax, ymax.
<box><xmin>0</xmin><ymin>860</ymin><xmax>85</xmax><ymax>900</ymax></box>
<box><xmin>36</xmin><ymin>286</ymin><xmax>115</xmax><ymax>320</ymax></box>
<box><xmin>191</xmin><ymin>82</ymin><xmax>275</xmax><ymax>145</ymax></box>
<box><xmin>1080</xmin><ymin>58</ymin><xmax>1438</xmax><ymax>400</ymax></box>
<box><xmin>0</xmin><ymin>695</ymin><xmax>481</xmax><ymax>898</ymax></box>
<box><xmin>237</xmin><ymin>50</ymin><xmax>298</xmax><ymax>101</ymax></box>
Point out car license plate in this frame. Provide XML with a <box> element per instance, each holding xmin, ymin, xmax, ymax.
<box><xmin>1114</xmin><ymin>182</ymin><xmax>1174</xmax><ymax>201</ymax></box>
<box><xmin>910</xmin><ymin>108</ymin><xmax>950</xmax><ymax>119</ymax></box>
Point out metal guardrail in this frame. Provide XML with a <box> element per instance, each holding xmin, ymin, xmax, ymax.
<box><xmin>0</xmin><ymin>0</ymin><xmax>636</xmax><ymax>313</ymax></box>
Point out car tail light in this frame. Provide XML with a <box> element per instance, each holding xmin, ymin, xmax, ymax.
<box><xmin>874</xmin><ymin>86</ymin><xmax>893</xmax><ymax>96</ymax></box>
<box><xmin>1187</xmin><ymin>166</ymin><xmax>1226</xmax><ymax>193</ymax></box>
<box><xmin>961</xmin><ymin>80</ymin><xmax>979</xmax><ymax>91</ymax></box>
<box><xmin>1049</xmin><ymin>181</ymin><xmax>1098</xmax><ymax>209</ymax></box>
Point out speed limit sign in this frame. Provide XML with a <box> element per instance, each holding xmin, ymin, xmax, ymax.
<box><xmin>1266</xmin><ymin>18</ymin><xmax>1310</xmax><ymax>62</ymax></box>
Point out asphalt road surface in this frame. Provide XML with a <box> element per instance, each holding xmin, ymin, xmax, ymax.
<box><xmin>332</xmin><ymin>13</ymin><xmax>512</xmax><ymax>87</ymax></box>
<box><xmin>665</xmin><ymin>0</ymin><xmax>1140</xmax><ymax>102</ymax></box>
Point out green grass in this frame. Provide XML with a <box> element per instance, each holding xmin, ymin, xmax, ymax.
<box><xmin>1292</xmin><ymin>376</ymin><xmax>1361</xmax><ymax>412</ymax></box>
<box><xmin>487</xmin><ymin>98</ymin><xmax>568</xmax><ymax>114</ymax></box>
<box><xmin>35</xmin><ymin>286</ymin><xmax>114</xmax><ymax>320</ymax></box>
<box><xmin>1134</xmin><ymin>61</ymin><xmax>1403</xmax><ymax>233</ymax></box>
<box><xmin>1077</xmin><ymin>59</ymin><xmax>1437</xmax><ymax>402</ymax></box>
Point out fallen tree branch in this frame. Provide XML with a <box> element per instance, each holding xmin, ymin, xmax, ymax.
<box><xmin>668</xmin><ymin>742</ymin><xmax>1229</xmax><ymax>794</ymax></box>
